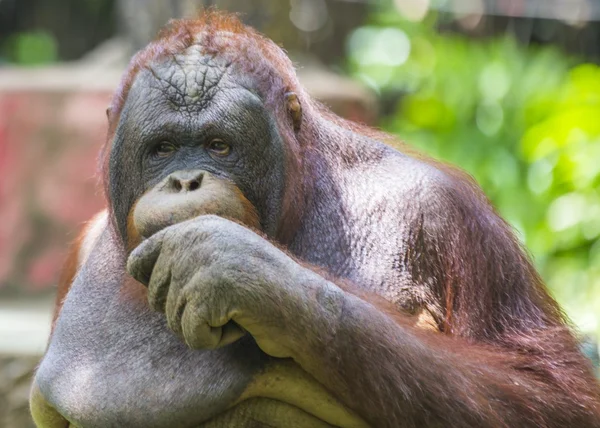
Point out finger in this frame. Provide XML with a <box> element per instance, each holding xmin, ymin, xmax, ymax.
<box><xmin>146</xmin><ymin>251</ymin><xmax>172</xmax><ymax>313</ymax></box>
<box><xmin>166</xmin><ymin>287</ymin><xmax>186</xmax><ymax>340</ymax></box>
<box><xmin>216</xmin><ymin>321</ymin><xmax>246</xmax><ymax>347</ymax></box>
<box><xmin>166</xmin><ymin>269</ymin><xmax>209</xmax><ymax>341</ymax></box>
<box><xmin>179</xmin><ymin>300</ymin><xmax>245</xmax><ymax>350</ymax></box>
<box><xmin>126</xmin><ymin>233</ymin><xmax>164</xmax><ymax>286</ymax></box>
<box><xmin>181</xmin><ymin>301</ymin><xmax>222</xmax><ymax>349</ymax></box>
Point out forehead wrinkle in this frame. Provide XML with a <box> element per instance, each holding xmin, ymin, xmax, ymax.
<box><xmin>121</xmin><ymin>90</ymin><xmax>253</xmax><ymax>147</ymax></box>
<box><xmin>145</xmin><ymin>46</ymin><xmax>233</xmax><ymax>115</ymax></box>
<box><xmin>120</xmin><ymin>65</ymin><xmax>269</xmax><ymax>148</ymax></box>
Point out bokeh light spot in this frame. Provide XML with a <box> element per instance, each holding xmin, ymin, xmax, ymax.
<box><xmin>290</xmin><ymin>0</ymin><xmax>329</xmax><ymax>33</ymax></box>
<box><xmin>548</xmin><ymin>193</ymin><xmax>586</xmax><ymax>232</ymax></box>
<box><xmin>348</xmin><ymin>27</ymin><xmax>411</xmax><ymax>67</ymax></box>
<box><xmin>393</xmin><ymin>0</ymin><xmax>430</xmax><ymax>22</ymax></box>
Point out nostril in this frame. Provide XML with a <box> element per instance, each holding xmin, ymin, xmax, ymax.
<box><xmin>172</xmin><ymin>179</ymin><xmax>182</xmax><ymax>192</ymax></box>
<box><xmin>167</xmin><ymin>171</ymin><xmax>204</xmax><ymax>192</ymax></box>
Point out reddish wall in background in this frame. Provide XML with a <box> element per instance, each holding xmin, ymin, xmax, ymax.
<box><xmin>0</xmin><ymin>91</ymin><xmax>111</xmax><ymax>293</ymax></box>
<box><xmin>0</xmin><ymin>65</ymin><xmax>375</xmax><ymax>295</ymax></box>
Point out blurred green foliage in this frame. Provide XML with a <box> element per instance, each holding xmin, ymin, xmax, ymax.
<box><xmin>347</xmin><ymin>8</ymin><xmax>600</xmax><ymax>338</ymax></box>
<box><xmin>2</xmin><ymin>31</ymin><xmax>58</xmax><ymax>65</ymax></box>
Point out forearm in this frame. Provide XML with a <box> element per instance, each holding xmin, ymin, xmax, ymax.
<box><xmin>291</xmin><ymin>275</ymin><xmax>600</xmax><ymax>428</ymax></box>
<box><xmin>293</xmin><ymin>287</ymin><xmax>472</xmax><ymax>427</ymax></box>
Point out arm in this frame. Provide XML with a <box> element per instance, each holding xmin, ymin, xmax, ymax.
<box><xmin>297</xmin><ymin>177</ymin><xmax>600</xmax><ymax>427</ymax></box>
<box><xmin>295</xmin><ymin>281</ymin><xmax>600</xmax><ymax>427</ymax></box>
<box><xmin>127</xmin><ymin>197</ymin><xmax>600</xmax><ymax>428</ymax></box>
<box><xmin>52</xmin><ymin>210</ymin><xmax>108</xmax><ymax>332</ymax></box>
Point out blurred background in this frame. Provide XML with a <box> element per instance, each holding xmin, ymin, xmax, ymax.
<box><xmin>1</xmin><ymin>0</ymin><xmax>599</xmax><ymax>425</ymax></box>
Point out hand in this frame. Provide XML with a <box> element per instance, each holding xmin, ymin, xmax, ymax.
<box><xmin>126</xmin><ymin>215</ymin><xmax>322</xmax><ymax>358</ymax></box>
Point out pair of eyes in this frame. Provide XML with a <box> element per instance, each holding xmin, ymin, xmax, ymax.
<box><xmin>153</xmin><ymin>139</ymin><xmax>231</xmax><ymax>158</ymax></box>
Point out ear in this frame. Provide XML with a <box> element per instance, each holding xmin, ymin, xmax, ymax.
<box><xmin>285</xmin><ymin>92</ymin><xmax>302</xmax><ymax>132</ymax></box>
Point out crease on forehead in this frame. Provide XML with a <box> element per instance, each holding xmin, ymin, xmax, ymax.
<box><xmin>126</xmin><ymin>69</ymin><xmax>265</xmax><ymax>123</ymax></box>
<box><xmin>147</xmin><ymin>53</ymin><xmax>231</xmax><ymax>112</ymax></box>
<box><xmin>106</xmin><ymin>13</ymin><xmax>299</xmax><ymax>129</ymax></box>
<box><xmin>140</xmin><ymin>41</ymin><xmax>263</xmax><ymax>114</ymax></box>
<box><xmin>117</xmin><ymin>64</ymin><xmax>268</xmax><ymax>146</ymax></box>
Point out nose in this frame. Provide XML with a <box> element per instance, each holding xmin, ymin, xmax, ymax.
<box><xmin>166</xmin><ymin>170</ymin><xmax>204</xmax><ymax>192</ymax></box>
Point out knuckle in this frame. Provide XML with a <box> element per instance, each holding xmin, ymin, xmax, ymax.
<box><xmin>196</xmin><ymin>215</ymin><xmax>232</xmax><ymax>235</ymax></box>
<box><xmin>198</xmin><ymin>214</ymin><xmax>222</xmax><ymax>224</ymax></box>
<box><xmin>128</xmin><ymin>245</ymin><xmax>147</xmax><ymax>267</ymax></box>
<box><xmin>125</xmin><ymin>254</ymin><xmax>139</xmax><ymax>275</ymax></box>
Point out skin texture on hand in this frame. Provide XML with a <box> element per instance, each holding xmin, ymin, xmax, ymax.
<box><xmin>127</xmin><ymin>215</ymin><xmax>344</xmax><ymax>360</ymax></box>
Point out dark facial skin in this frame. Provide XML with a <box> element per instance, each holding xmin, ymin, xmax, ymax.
<box><xmin>110</xmin><ymin>48</ymin><xmax>286</xmax><ymax>244</ymax></box>
<box><xmin>32</xmin><ymin>19</ymin><xmax>600</xmax><ymax>428</ymax></box>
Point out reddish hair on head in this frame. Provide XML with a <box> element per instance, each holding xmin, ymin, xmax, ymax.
<box><xmin>106</xmin><ymin>10</ymin><xmax>300</xmax><ymax>137</ymax></box>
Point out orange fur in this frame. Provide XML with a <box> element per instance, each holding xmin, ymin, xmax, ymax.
<box><xmin>51</xmin><ymin>231</ymin><xmax>84</xmax><ymax>333</ymax></box>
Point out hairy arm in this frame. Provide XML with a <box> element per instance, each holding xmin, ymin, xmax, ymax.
<box><xmin>127</xmin><ymin>179</ymin><xmax>600</xmax><ymax>428</ymax></box>
<box><xmin>290</xmin><ymin>177</ymin><xmax>600</xmax><ymax>428</ymax></box>
<box><xmin>293</xmin><ymin>278</ymin><xmax>600</xmax><ymax>427</ymax></box>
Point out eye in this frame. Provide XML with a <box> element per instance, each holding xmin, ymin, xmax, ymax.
<box><xmin>207</xmin><ymin>139</ymin><xmax>231</xmax><ymax>157</ymax></box>
<box><xmin>153</xmin><ymin>142</ymin><xmax>177</xmax><ymax>158</ymax></box>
